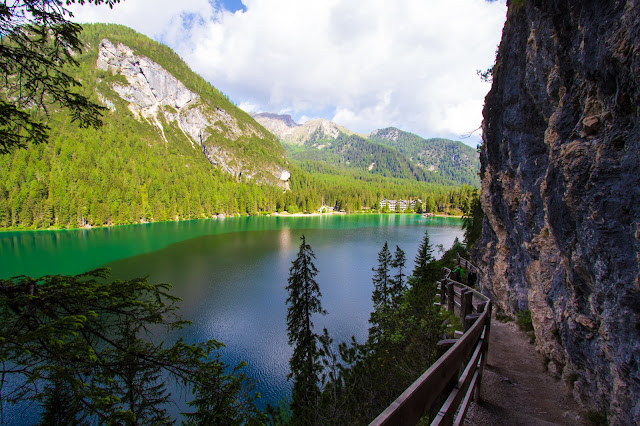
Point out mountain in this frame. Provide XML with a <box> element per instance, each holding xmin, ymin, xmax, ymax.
<box><xmin>93</xmin><ymin>34</ymin><xmax>290</xmax><ymax>186</ymax></box>
<box><xmin>255</xmin><ymin>114</ymin><xmax>479</xmax><ymax>187</ymax></box>
<box><xmin>253</xmin><ymin>113</ymin><xmax>354</xmax><ymax>145</ymax></box>
<box><xmin>0</xmin><ymin>24</ymin><xmax>292</xmax><ymax>228</ymax></box>
<box><xmin>0</xmin><ymin>24</ymin><xmax>479</xmax><ymax>230</ymax></box>
<box><xmin>368</xmin><ymin>128</ymin><xmax>480</xmax><ymax>187</ymax></box>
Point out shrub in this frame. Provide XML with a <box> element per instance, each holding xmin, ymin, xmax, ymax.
<box><xmin>516</xmin><ymin>310</ymin><xmax>534</xmax><ymax>332</ymax></box>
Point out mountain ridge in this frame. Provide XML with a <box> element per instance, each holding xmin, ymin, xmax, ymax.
<box><xmin>252</xmin><ymin>113</ymin><xmax>355</xmax><ymax>146</ymax></box>
<box><xmin>254</xmin><ymin>113</ymin><xmax>480</xmax><ymax>187</ymax></box>
<box><xmin>94</xmin><ymin>36</ymin><xmax>290</xmax><ymax>186</ymax></box>
<box><xmin>0</xmin><ymin>23</ymin><xmax>478</xmax><ymax>230</ymax></box>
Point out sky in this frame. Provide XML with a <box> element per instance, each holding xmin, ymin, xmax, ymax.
<box><xmin>69</xmin><ymin>0</ymin><xmax>507</xmax><ymax>147</ymax></box>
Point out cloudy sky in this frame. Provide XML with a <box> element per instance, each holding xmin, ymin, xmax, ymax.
<box><xmin>70</xmin><ymin>0</ymin><xmax>507</xmax><ymax>147</ymax></box>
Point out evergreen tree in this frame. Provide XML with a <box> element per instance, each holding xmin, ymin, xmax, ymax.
<box><xmin>406</xmin><ymin>229</ymin><xmax>441</xmax><ymax>366</ymax></box>
<box><xmin>462</xmin><ymin>190</ymin><xmax>484</xmax><ymax>249</ymax></box>
<box><xmin>390</xmin><ymin>245</ymin><xmax>407</xmax><ymax>306</ymax></box>
<box><xmin>413</xmin><ymin>229</ymin><xmax>435</xmax><ymax>284</ymax></box>
<box><xmin>0</xmin><ymin>269</ymin><xmax>260</xmax><ymax>424</ymax></box>
<box><xmin>372</xmin><ymin>241</ymin><xmax>392</xmax><ymax>308</ymax></box>
<box><xmin>370</xmin><ymin>242</ymin><xmax>392</xmax><ymax>342</ymax></box>
<box><xmin>285</xmin><ymin>235</ymin><xmax>326</xmax><ymax>424</ymax></box>
<box><xmin>0</xmin><ymin>1</ymin><xmax>121</xmax><ymax>154</ymax></box>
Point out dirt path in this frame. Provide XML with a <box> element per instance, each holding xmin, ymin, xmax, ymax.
<box><xmin>464</xmin><ymin>318</ymin><xmax>587</xmax><ymax>426</ymax></box>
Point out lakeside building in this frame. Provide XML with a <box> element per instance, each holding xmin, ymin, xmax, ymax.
<box><xmin>379</xmin><ymin>198</ymin><xmax>422</xmax><ymax>212</ymax></box>
<box><xmin>317</xmin><ymin>204</ymin><xmax>336</xmax><ymax>213</ymax></box>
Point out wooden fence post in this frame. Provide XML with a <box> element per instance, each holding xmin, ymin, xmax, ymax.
<box><xmin>460</xmin><ymin>290</ymin><xmax>473</xmax><ymax>324</ymax></box>
<box><xmin>436</xmin><ymin>339</ymin><xmax>457</xmax><ymax>359</ymax></box>
<box><xmin>440</xmin><ymin>280</ymin><xmax>447</xmax><ymax>306</ymax></box>
<box><xmin>447</xmin><ymin>282</ymin><xmax>455</xmax><ymax>312</ymax></box>
<box><xmin>464</xmin><ymin>313</ymin><xmax>481</xmax><ymax>332</ymax></box>
<box><xmin>432</xmin><ymin>339</ymin><xmax>460</xmax><ymax>422</ymax></box>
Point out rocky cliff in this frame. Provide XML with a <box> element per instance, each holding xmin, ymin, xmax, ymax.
<box><xmin>252</xmin><ymin>113</ymin><xmax>354</xmax><ymax>146</ymax></box>
<box><xmin>476</xmin><ymin>1</ymin><xmax>640</xmax><ymax>423</ymax></box>
<box><xmin>97</xmin><ymin>39</ymin><xmax>290</xmax><ymax>187</ymax></box>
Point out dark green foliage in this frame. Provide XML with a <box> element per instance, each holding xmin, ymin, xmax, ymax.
<box><xmin>390</xmin><ymin>245</ymin><xmax>407</xmax><ymax>303</ymax></box>
<box><xmin>369</xmin><ymin>242</ymin><xmax>393</xmax><ymax>342</ymax></box>
<box><xmin>372</xmin><ymin>242</ymin><xmax>393</xmax><ymax>308</ymax></box>
<box><xmin>0</xmin><ymin>1</ymin><xmax>121</xmax><ymax>154</ymax></box>
<box><xmin>412</xmin><ymin>229</ymin><xmax>436</xmax><ymax>283</ymax></box>
<box><xmin>307</xmin><ymin>235</ymin><xmax>457</xmax><ymax>424</ymax></box>
<box><xmin>183</xmin><ymin>358</ymin><xmax>265</xmax><ymax>425</ymax></box>
<box><xmin>0</xmin><ymin>269</ymin><xmax>261</xmax><ymax>424</ymax></box>
<box><xmin>285</xmin><ymin>235</ymin><xmax>326</xmax><ymax>424</ymax></box>
<box><xmin>462</xmin><ymin>190</ymin><xmax>483</xmax><ymax>248</ymax></box>
<box><xmin>516</xmin><ymin>310</ymin><xmax>534</xmax><ymax>332</ymax></box>
<box><xmin>404</xmin><ymin>230</ymin><xmax>442</xmax><ymax>367</ymax></box>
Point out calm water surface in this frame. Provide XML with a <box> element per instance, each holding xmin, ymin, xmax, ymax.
<box><xmin>0</xmin><ymin>214</ymin><xmax>463</xmax><ymax>419</ymax></box>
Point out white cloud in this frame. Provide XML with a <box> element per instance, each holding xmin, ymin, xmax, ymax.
<box><xmin>70</xmin><ymin>0</ymin><xmax>506</xmax><ymax>146</ymax></box>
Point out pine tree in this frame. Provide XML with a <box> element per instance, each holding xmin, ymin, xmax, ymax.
<box><xmin>413</xmin><ymin>229</ymin><xmax>435</xmax><ymax>284</ymax></box>
<box><xmin>0</xmin><ymin>1</ymin><xmax>120</xmax><ymax>154</ymax></box>
<box><xmin>406</xmin><ymin>229</ymin><xmax>441</xmax><ymax>366</ymax></box>
<box><xmin>372</xmin><ymin>242</ymin><xmax>392</xmax><ymax>308</ymax></box>
<box><xmin>369</xmin><ymin>242</ymin><xmax>392</xmax><ymax>342</ymax></box>
<box><xmin>0</xmin><ymin>269</ymin><xmax>261</xmax><ymax>424</ymax></box>
<box><xmin>285</xmin><ymin>235</ymin><xmax>326</xmax><ymax>424</ymax></box>
<box><xmin>390</xmin><ymin>245</ymin><xmax>407</xmax><ymax>307</ymax></box>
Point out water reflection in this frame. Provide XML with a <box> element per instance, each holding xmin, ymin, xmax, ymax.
<box><xmin>0</xmin><ymin>215</ymin><xmax>464</xmax><ymax>411</ymax></box>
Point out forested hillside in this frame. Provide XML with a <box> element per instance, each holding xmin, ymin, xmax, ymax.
<box><xmin>0</xmin><ymin>24</ymin><xmax>476</xmax><ymax>230</ymax></box>
<box><xmin>255</xmin><ymin>114</ymin><xmax>480</xmax><ymax>187</ymax></box>
<box><xmin>368</xmin><ymin>128</ymin><xmax>480</xmax><ymax>187</ymax></box>
<box><xmin>285</xmin><ymin>132</ymin><xmax>454</xmax><ymax>184</ymax></box>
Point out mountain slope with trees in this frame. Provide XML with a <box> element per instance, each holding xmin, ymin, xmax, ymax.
<box><xmin>368</xmin><ymin>127</ymin><xmax>480</xmax><ymax>187</ymax></box>
<box><xmin>255</xmin><ymin>114</ymin><xmax>480</xmax><ymax>188</ymax></box>
<box><xmin>0</xmin><ymin>24</ymin><xmax>477</xmax><ymax>230</ymax></box>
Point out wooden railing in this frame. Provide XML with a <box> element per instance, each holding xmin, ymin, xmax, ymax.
<box><xmin>370</xmin><ymin>257</ymin><xmax>491</xmax><ymax>426</ymax></box>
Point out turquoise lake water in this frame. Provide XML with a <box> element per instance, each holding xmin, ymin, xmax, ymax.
<box><xmin>0</xmin><ymin>214</ymin><xmax>463</xmax><ymax>421</ymax></box>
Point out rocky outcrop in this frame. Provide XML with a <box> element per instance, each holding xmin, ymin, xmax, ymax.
<box><xmin>252</xmin><ymin>112</ymin><xmax>300</xmax><ymax>138</ymax></box>
<box><xmin>97</xmin><ymin>39</ymin><xmax>290</xmax><ymax>187</ymax></box>
<box><xmin>476</xmin><ymin>1</ymin><xmax>640</xmax><ymax>424</ymax></box>
<box><xmin>253</xmin><ymin>113</ymin><xmax>353</xmax><ymax>146</ymax></box>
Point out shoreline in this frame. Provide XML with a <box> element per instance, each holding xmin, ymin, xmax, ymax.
<box><xmin>0</xmin><ymin>211</ymin><xmax>463</xmax><ymax>233</ymax></box>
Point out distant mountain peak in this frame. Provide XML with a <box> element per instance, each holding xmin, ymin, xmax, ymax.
<box><xmin>252</xmin><ymin>112</ymin><xmax>300</xmax><ymax>128</ymax></box>
<box><xmin>371</xmin><ymin>127</ymin><xmax>403</xmax><ymax>141</ymax></box>
<box><xmin>253</xmin><ymin>114</ymin><xmax>353</xmax><ymax>145</ymax></box>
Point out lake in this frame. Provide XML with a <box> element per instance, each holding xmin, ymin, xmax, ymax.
<box><xmin>0</xmin><ymin>214</ymin><xmax>463</xmax><ymax>420</ymax></box>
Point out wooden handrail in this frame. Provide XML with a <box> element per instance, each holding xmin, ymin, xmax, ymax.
<box><xmin>370</xmin><ymin>258</ymin><xmax>490</xmax><ymax>426</ymax></box>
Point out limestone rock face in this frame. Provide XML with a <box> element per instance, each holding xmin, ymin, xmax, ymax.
<box><xmin>97</xmin><ymin>39</ymin><xmax>289</xmax><ymax>186</ymax></box>
<box><xmin>475</xmin><ymin>1</ymin><xmax>640</xmax><ymax>424</ymax></box>
<box><xmin>253</xmin><ymin>113</ymin><xmax>353</xmax><ymax>146</ymax></box>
